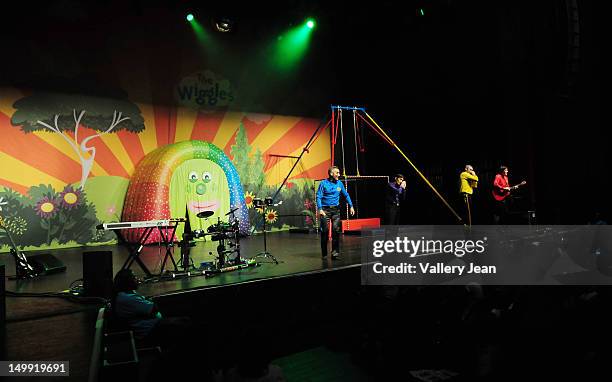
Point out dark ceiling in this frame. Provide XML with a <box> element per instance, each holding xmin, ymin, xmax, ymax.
<box><xmin>1</xmin><ymin>0</ymin><xmax>606</xmax><ymax>222</ymax></box>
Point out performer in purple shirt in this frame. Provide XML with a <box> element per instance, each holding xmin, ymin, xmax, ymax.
<box><xmin>385</xmin><ymin>174</ymin><xmax>406</xmax><ymax>225</ymax></box>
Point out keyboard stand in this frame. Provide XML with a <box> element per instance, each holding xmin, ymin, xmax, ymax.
<box><xmin>159</xmin><ymin>223</ymin><xmax>180</xmax><ymax>275</ymax></box>
<box><xmin>118</xmin><ymin>221</ymin><xmax>181</xmax><ymax>278</ymax></box>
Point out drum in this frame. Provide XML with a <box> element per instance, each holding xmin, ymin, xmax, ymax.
<box><xmin>207</xmin><ymin>222</ymin><xmax>233</xmax><ymax>233</ymax></box>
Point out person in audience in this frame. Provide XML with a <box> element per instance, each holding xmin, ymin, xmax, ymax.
<box><xmin>112</xmin><ymin>269</ymin><xmax>190</xmax><ymax>348</ymax></box>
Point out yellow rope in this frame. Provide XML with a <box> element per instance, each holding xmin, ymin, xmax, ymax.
<box><xmin>364</xmin><ymin>112</ymin><xmax>463</xmax><ymax>223</ymax></box>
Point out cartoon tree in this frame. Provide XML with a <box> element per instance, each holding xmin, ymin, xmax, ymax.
<box><xmin>11</xmin><ymin>91</ymin><xmax>145</xmax><ymax>188</ymax></box>
<box><xmin>248</xmin><ymin>148</ymin><xmax>264</xmax><ymax>188</ymax></box>
<box><xmin>230</xmin><ymin>123</ymin><xmax>267</xmax><ymax>188</ymax></box>
<box><xmin>230</xmin><ymin>122</ymin><xmax>251</xmax><ymax>183</ymax></box>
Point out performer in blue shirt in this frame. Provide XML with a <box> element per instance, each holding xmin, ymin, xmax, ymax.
<box><xmin>316</xmin><ymin>166</ymin><xmax>355</xmax><ymax>259</ymax></box>
<box><xmin>385</xmin><ymin>174</ymin><xmax>406</xmax><ymax>224</ymax></box>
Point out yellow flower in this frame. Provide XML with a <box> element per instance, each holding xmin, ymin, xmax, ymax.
<box><xmin>244</xmin><ymin>191</ymin><xmax>255</xmax><ymax>209</ymax></box>
<box><xmin>265</xmin><ymin>209</ymin><xmax>278</xmax><ymax>224</ymax></box>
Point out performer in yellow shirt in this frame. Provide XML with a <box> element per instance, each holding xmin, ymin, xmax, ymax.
<box><xmin>459</xmin><ymin>164</ymin><xmax>479</xmax><ymax>226</ymax></box>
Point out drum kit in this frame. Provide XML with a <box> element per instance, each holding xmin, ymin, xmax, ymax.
<box><xmin>167</xmin><ymin>200</ymin><xmax>278</xmax><ymax>280</ymax></box>
<box><xmin>193</xmin><ymin>208</ymin><xmax>242</xmax><ymax>268</ymax></box>
<box><xmin>157</xmin><ymin>207</ymin><xmax>257</xmax><ymax>281</ymax></box>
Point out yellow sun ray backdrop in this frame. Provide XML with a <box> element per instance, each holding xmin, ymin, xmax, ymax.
<box><xmin>0</xmin><ymin>87</ymin><xmax>329</xmax><ymax>251</ymax></box>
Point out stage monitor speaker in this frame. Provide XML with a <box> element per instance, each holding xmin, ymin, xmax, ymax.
<box><xmin>83</xmin><ymin>251</ymin><xmax>114</xmax><ymax>299</ymax></box>
<box><xmin>28</xmin><ymin>253</ymin><xmax>66</xmax><ymax>275</ymax></box>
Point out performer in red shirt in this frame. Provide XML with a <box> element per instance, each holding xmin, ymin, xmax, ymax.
<box><xmin>492</xmin><ymin>166</ymin><xmax>526</xmax><ymax>224</ymax></box>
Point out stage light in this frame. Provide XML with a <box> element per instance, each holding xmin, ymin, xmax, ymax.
<box><xmin>186</xmin><ymin>13</ymin><xmax>194</xmax><ymax>22</ymax></box>
<box><xmin>417</xmin><ymin>8</ymin><xmax>425</xmax><ymax>16</ymax></box>
<box><xmin>215</xmin><ymin>17</ymin><xmax>233</xmax><ymax>33</ymax></box>
<box><xmin>270</xmin><ymin>18</ymin><xmax>316</xmax><ymax>71</ymax></box>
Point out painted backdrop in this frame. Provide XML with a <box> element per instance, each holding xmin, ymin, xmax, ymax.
<box><xmin>0</xmin><ymin>87</ymin><xmax>329</xmax><ymax>252</ymax></box>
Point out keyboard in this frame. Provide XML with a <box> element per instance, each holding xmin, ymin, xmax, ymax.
<box><xmin>96</xmin><ymin>220</ymin><xmax>171</xmax><ymax>230</ymax></box>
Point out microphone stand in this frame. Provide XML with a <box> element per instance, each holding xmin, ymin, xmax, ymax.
<box><xmin>251</xmin><ymin>201</ymin><xmax>281</xmax><ymax>264</ymax></box>
<box><xmin>248</xmin><ymin>113</ymin><xmax>331</xmax><ymax>264</ymax></box>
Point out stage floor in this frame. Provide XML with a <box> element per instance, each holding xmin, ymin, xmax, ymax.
<box><xmin>4</xmin><ymin>231</ymin><xmax>364</xmax><ymax>300</ymax></box>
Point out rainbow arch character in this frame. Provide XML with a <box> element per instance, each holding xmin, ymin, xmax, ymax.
<box><xmin>122</xmin><ymin>140</ymin><xmax>249</xmax><ymax>243</ymax></box>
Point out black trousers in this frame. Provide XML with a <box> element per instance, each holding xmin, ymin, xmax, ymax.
<box><xmin>461</xmin><ymin>193</ymin><xmax>473</xmax><ymax>226</ymax></box>
<box><xmin>493</xmin><ymin>199</ymin><xmax>508</xmax><ymax>224</ymax></box>
<box><xmin>320</xmin><ymin>206</ymin><xmax>342</xmax><ymax>255</ymax></box>
<box><xmin>385</xmin><ymin>203</ymin><xmax>401</xmax><ymax>225</ymax></box>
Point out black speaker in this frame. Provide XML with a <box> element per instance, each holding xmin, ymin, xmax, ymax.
<box><xmin>28</xmin><ymin>253</ymin><xmax>66</xmax><ymax>275</ymax></box>
<box><xmin>83</xmin><ymin>251</ymin><xmax>114</xmax><ymax>298</ymax></box>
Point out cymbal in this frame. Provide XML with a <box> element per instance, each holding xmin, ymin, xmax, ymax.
<box><xmin>196</xmin><ymin>211</ymin><xmax>214</xmax><ymax>218</ymax></box>
<box><xmin>225</xmin><ymin>207</ymin><xmax>239</xmax><ymax>216</ymax></box>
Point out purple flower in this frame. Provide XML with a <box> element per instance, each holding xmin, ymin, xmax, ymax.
<box><xmin>59</xmin><ymin>186</ymin><xmax>83</xmax><ymax>210</ymax></box>
<box><xmin>36</xmin><ymin>196</ymin><xmax>58</xmax><ymax>218</ymax></box>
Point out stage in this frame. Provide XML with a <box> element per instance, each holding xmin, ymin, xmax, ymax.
<box><xmin>5</xmin><ymin>231</ymin><xmax>364</xmax><ymax>316</ymax></box>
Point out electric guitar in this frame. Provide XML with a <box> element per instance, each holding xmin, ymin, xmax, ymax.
<box><xmin>0</xmin><ymin>214</ymin><xmax>36</xmax><ymax>278</ymax></box>
<box><xmin>492</xmin><ymin>180</ymin><xmax>527</xmax><ymax>202</ymax></box>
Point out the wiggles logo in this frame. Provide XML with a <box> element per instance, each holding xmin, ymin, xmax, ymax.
<box><xmin>176</xmin><ymin>70</ymin><xmax>235</xmax><ymax>109</ymax></box>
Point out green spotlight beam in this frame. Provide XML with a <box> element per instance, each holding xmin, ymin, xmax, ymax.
<box><xmin>189</xmin><ymin>17</ymin><xmax>217</xmax><ymax>52</ymax></box>
<box><xmin>272</xmin><ymin>20</ymin><xmax>315</xmax><ymax>71</ymax></box>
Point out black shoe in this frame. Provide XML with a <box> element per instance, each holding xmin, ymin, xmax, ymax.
<box><xmin>331</xmin><ymin>251</ymin><xmax>340</xmax><ymax>260</ymax></box>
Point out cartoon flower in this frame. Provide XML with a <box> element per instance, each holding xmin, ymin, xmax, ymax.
<box><xmin>265</xmin><ymin>209</ymin><xmax>278</xmax><ymax>224</ymax></box>
<box><xmin>304</xmin><ymin>198</ymin><xmax>313</xmax><ymax>210</ymax></box>
<box><xmin>36</xmin><ymin>196</ymin><xmax>58</xmax><ymax>218</ymax></box>
<box><xmin>286</xmin><ymin>182</ymin><xmax>294</xmax><ymax>189</ymax></box>
<box><xmin>305</xmin><ymin>216</ymin><xmax>313</xmax><ymax>225</ymax></box>
<box><xmin>244</xmin><ymin>191</ymin><xmax>255</xmax><ymax>209</ymax></box>
<box><xmin>4</xmin><ymin>216</ymin><xmax>27</xmax><ymax>236</ymax></box>
<box><xmin>59</xmin><ymin>186</ymin><xmax>82</xmax><ymax>210</ymax></box>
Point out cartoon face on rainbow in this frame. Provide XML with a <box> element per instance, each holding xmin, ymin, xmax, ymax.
<box><xmin>121</xmin><ymin>140</ymin><xmax>248</xmax><ymax>243</ymax></box>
